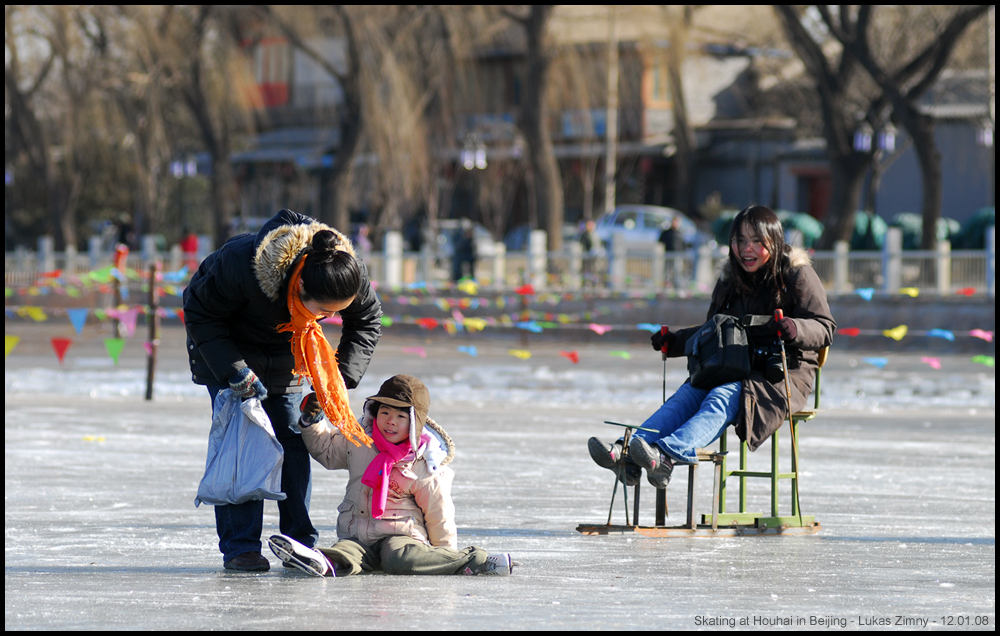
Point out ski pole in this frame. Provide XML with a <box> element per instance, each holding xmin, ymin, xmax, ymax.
<box><xmin>660</xmin><ymin>325</ymin><xmax>670</xmax><ymax>403</ymax></box>
<box><xmin>774</xmin><ymin>309</ymin><xmax>803</xmax><ymax>527</ymax></box>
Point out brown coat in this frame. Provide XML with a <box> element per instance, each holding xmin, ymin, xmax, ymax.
<box><xmin>669</xmin><ymin>247</ymin><xmax>836</xmax><ymax>451</ymax></box>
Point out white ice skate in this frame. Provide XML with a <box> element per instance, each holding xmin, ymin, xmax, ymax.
<box><xmin>267</xmin><ymin>534</ymin><xmax>333</xmax><ymax>577</ymax></box>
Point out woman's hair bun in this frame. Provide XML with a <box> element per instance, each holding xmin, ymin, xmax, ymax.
<box><xmin>311</xmin><ymin>229</ymin><xmax>340</xmax><ymax>254</ymax></box>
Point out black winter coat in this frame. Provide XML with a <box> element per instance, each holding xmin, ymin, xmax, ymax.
<box><xmin>668</xmin><ymin>247</ymin><xmax>836</xmax><ymax>451</ymax></box>
<box><xmin>183</xmin><ymin>210</ymin><xmax>382</xmax><ymax>393</ymax></box>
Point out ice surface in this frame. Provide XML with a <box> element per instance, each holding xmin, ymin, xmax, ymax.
<box><xmin>5</xmin><ymin>333</ymin><xmax>995</xmax><ymax>630</ymax></box>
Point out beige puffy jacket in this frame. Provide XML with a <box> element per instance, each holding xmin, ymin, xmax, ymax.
<box><xmin>301</xmin><ymin>401</ymin><xmax>458</xmax><ymax>549</ymax></box>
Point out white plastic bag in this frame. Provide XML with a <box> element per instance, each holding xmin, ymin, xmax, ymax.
<box><xmin>195</xmin><ymin>389</ymin><xmax>287</xmax><ymax>507</ymax></box>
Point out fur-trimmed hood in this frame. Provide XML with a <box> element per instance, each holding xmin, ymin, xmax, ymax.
<box><xmin>252</xmin><ymin>215</ymin><xmax>356</xmax><ymax>302</ymax></box>
<box><xmin>718</xmin><ymin>246</ymin><xmax>811</xmax><ymax>283</ymax></box>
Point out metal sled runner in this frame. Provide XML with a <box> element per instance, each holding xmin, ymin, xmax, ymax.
<box><xmin>577</xmin><ymin>346</ymin><xmax>828</xmax><ymax>538</ymax></box>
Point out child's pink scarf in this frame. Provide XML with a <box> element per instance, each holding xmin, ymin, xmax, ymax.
<box><xmin>361</xmin><ymin>425</ymin><xmax>418</xmax><ymax>519</ymax></box>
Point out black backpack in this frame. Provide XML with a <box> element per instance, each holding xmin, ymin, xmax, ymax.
<box><xmin>685</xmin><ymin>314</ymin><xmax>772</xmax><ymax>390</ymax></box>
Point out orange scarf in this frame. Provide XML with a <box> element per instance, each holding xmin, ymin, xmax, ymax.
<box><xmin>278</xmin><ymin>256</ymin><xmax>372</xmax><ymax>448</ymax></box>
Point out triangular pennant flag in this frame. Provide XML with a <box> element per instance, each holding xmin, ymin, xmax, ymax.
<box><xmin>51</xmin><ymin>337</ymin><xmax>73</xmax><ymax>364</ymax></box>
<box><xmin>514</xmin><ymin>284</ymin><xmax>535</xmax><ymax>295</ymax></box>
<box><xmin>856</xmin><ymin>288</ymin><xmax>875</xmax><ymax>301</ymax></box>
<box><xmin>883</xmin><ymin>325</ymin><xmax>908</xmax><ymax>341</ymax></box>
<box><xmin>559</xmin><ymin>350</ymin><xmax>580</xmax><ymax>364</ymax></box>
<box><xmin>5</xmin><ymin>335</ymin><xmax>20</xmax><ymax>358</ymax></box>
<box><xmin>67</xmin><ymin>308</ymin><xmax>89</xmax><ymax>335</ymax></box>
<box><xmin>588</xmin><ymin>323</ymin><xmax>612</xmax><ymax>335</ymax></box>
<box><xmin>838</xmin><ymin>327</ymin><xmax>861</xmax><ymax>337</ymax></box>
<box><xmin>971</xmin><ymin>355</ymin><xmax>995</xmax><ymax>367</ymax></box>
<box><xmin>609</xmin><ymin>351</ymin><xmax>631</xmax><ymax>360</ymax></box>
<box><xmin>900</xmin><ymin>287</ymin><xmax>920</xmax><ymax>297</ymax></box>
<box><xmin>401</xmin><ymin>347</ymin><xmax>427</xmax><ymax>358</ymax></box>
<box><xmin>104</xmin><ymin>338</ymin><xmax>126</xmax><ymax>365</ymax></box>
<box><xmin>143</xmin><ymin>341</ymin><xmax>154</xmax><ymax>357</ymax></box>
<box><xmin>969</xmin><ymin>329</ymin><xmax>994</xmax><ymax>342</ymax></box>
<box><xmin>119</xmin><ymin>308</ymin><xmax>139</xmax><ymax>338</ymax></box>
<box><xmin>926</xmin><ymin>329</ymin><xmax>955</xmax><ymax>341</ymax></box>
<box><xmin>920</xmin><ymin>356</ymin><xmax>942</xmax><ymax>370</ymax></box>
<box><xmin>863</xmin><ymin>357</ymin><xmax>889</xmax><ymax>369</ymax></box>
<box><xmin>457</xmin><ymin>345</ymin><xmax>478</xmax><ymax>357</ymax></box>
<box><xmin>508</xmin><ymin>349</ymin><xmax>532</xmax><ymax>360</ymax></box>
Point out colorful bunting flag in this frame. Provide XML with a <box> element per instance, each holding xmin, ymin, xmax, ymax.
<box><xmin>926</xmin><ymin>329</ymin><xmax>955</xmax><ymax>341</ymax></box>
<box><xmin>104</xmin><ymin>338</ymin><xmax>126</xmax><ymax>365</ymax></box>
<box><xmin>508</xmin><ymin>349</ymin><xmax>531</xmax><ymax>360</ymax></box>
<box><xmin>863</xmin><ymin>357</ymin><xmax>889</xmax><ymax>369</ymax></box>
<box><xmin>559</xmin><ymin>350</ymin><xmax>580</xmax><ymax>364</ymax></box>
<box><xmin>970</xmin><ymin>329</ymin><xmax>994</xmax><ymax>342</ymax></box>
<box><xmin>5</xmin><ymin>335</ymin><xmax>20</xmax><ymax>358</ymax></box>
<box><xmin>900</xmin><ymin>287</ymin><xmax>920</xmax><ymax>297</ymax></box>
<box><xmin>972</xmin><ymin>355</ymin><xmax>995</xmax><ymax>367</ymax></box>
<box><xmin>51</xmin><ymin>337</ymin><xmax>72</xmax><ymax>364</ymax></box>
<box><xmin>609</xmin><ymin>351</ymin><xmax>631</xmax><ymax>360</ymax></box>
<box><xmin>588</xmin><ymin>323</ymin><xmax>612</xmax><ymax>335</ymax></box>
<box><xmin>856</xmin><ymin>288</ymin><xmax>875</xmax><ymax>301</ymax></box>
<box><xmin>401</xmin><ymin>347</ymin><xmax>427</xmax><ymax>358</ymax></box>
<box><xmin>67</xmin><ymin>308</ymin><xmax>89</xmax><ymax>334</ymax></box>
<box><xmin>920</xmin><ymin>356</ymin><xmax>942</xmax><ymax>370</ymax></box>
<box><xmin>514</xmin><ymin>284</ymin><xmax>535</xmax><ymax>296</ymax></box>
<box><xmin>457</xmin><ymin>345</ymin><xmax>478</xmax><ymax>357</ymax></box>
<box><xmin>883</xmin><ymin>325</ymin><xmax>908</xmax><ymax>341</ymax></box>
<box><xmin>955</xmin><ymin>287</ymin><xmax>977</xmax><ymax>297</ymax></box>
<box><xmin>838</xmin><ymin>327</ymin><xmax>861</xmax><ymax>337</ymax></box>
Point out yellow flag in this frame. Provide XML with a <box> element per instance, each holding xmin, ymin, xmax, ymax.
<box><xmin>457</xmin><ymin>279</ymin><xmax>479</xmax><ymax>295</ymax></box>
<box><xmin>900</xmin><ymin>287</ymin><xmax>920</xmax><ymax>297</ymax></box>
<box><xmin>508</xmin><ymin>349</ymin><xmax>532</xmax><ymax>360</ymax></box>
<box><xmin>5</xmin><ymin>335</ymin><xmax>20</xmax><ymax>357</ymax></box>
<box><xmin>883</xmin><ymin>325</ymin><xmax>908</xmax><ymax>341</ymax></box>
<box><xmin>463</xmin><ymin>318</ymin><xmax>488</xmax><ymax>333</ymax></box>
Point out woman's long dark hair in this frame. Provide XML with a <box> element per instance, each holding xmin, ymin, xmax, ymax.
<box><xmin>726</xmin><ymin>205</ymin><xmax>788</xmax><ymax>309</ymax></box>
<box><xmin>300</xmin><ymin>230</ymin><xmax>363</xmax><ymax>303</ymax></box>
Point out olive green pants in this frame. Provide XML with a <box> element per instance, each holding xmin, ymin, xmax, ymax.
<box><xmin>318</xmin><ymin>536</ymin><xmax>489</xmax><ymax>576</ymax></box>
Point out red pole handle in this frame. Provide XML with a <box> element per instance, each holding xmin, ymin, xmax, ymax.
<box><xmin>660</xmin><ymin>325</ymin><xmax>670</xmax><ymax>356</ymax></box>
<box><xmin>774</xmin><ymin>309</ymin><xmax>784</xmax><ymax>338</ymax></box>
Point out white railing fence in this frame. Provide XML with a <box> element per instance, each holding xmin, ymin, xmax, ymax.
<box><xmin>5</xmin><ymin>226</ymin><xmax>996</xmax><ymax>298</ymax></box>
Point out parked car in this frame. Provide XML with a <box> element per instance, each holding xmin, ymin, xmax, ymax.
<box><xmin>593</xmin><ymin>205</ymin><xmax>702</xmax><ymax>248</ymax></box>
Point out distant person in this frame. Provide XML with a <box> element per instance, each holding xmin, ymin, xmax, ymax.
<box><xmin>588</xmin><ymin>205</ymin><xmax>835</xmax><ymax>490</ymax></box>
<box><xmin>658</xmin><ymin>216</ymin><xmax>687</xmax><ymax>289</ymax></box>
<box><xmin>354</xmin><ymin>224</ymin><xmax>373</xmax><ymax>258</ymax></box>
<box><xmin>452</xmin><ymin>222</ymin><xmax>477</xmax><ymax>282</ymax></box>
<box><xmin>179</xmin><ymin>226</ymin><xmax>199</xmax><ymax>271</ymax></box>
<box><xmin>268</xmin><ymin>374</ymin><xmax>514</xmax><ymax>577</ymax></box>
<box><xmin>114</xmin><ymin>213</ymin><xmax>136</xmax><ymax>250</ymax></box>
<box><xmin>657</xmin><ymin>216</ymin><xmax>686</xmax><ymax>253</ymax></box>
<box><xmin>183</xmin><ymin>209</ymin><xmax>383</xmax><ymax>572</ymax></box>
<box><xmin>579</xmin><ymin>219</ymin><xmax>603</xmax><ymax>287</ymax></box>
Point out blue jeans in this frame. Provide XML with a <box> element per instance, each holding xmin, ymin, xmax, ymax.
<box><xmin>632</xmin><ymin>381</ymin><xmax>742</xmax><ymax>464</ymax></box>
<box><xmin>207</xmin><ymin>387</ymin><xmax>318</xmax><ymax>563</ymax></box>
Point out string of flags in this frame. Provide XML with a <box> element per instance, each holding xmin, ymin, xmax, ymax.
<box><xmin>5</xmin><ymin>267</ymin><xmax>994</xmax><ymax>369</ymax></box>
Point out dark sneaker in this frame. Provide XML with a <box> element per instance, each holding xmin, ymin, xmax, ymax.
<box><xmin>628</xmin><ymin>437</ymin><xmax>674</xmax><ymax>489</ymax></box>
<box><xmin>588</xmin><ymin>437</ymin><xmax>640</xmax><ymax>486</ymax></box>
<box><xmin>268</xmin><ymin>534</ymin><xmax>332</xmax><ymax>577</ymax></box>
<box><xmin>223</xmin><ymin>551</ymin><xmax>270</xmax><ymax>572</ymax></box>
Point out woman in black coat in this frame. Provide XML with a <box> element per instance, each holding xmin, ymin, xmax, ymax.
<box><xmin>589</xmin><ymin>205</ymin><xmax>835</xmax><ymax>490</ymax></box>
<box><xmin>184</xmin><ymin>209</ymin><xmax>382</xmax><ymax>571</ymax></box>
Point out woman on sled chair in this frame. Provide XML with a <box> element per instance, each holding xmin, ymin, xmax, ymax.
<box><xmin>588</xmin><ymin>205</ymin><xmax>835</xmax><ymax>490</ymax></box>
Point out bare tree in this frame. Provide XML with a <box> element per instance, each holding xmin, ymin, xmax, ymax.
<box><xmin>822</xmin><ymin>5</ymin><xmax>990</xmax><ymax>249</ymax></box>
<box><xmin>502</xmin><ymin>5</ymin><xmax>565</xmax><ymax>251</ymax></box>
<box><xmin>5</xmin><ymin>6</ymin><xmax>103</xmax><ymax>250</ymax></box>
<box><xmin>775</xmin><ymin>6</ymin><xmax>882</xmax><ymax>249</ymax></box>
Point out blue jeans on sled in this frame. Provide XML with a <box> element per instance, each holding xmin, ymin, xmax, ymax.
<box><xmin>207</xmin><ymin>386</ymin><xmax>318</xmax><ymax>563</ymax></box>
<box><xmin>631</xmin><ymin>380</ymin><xmax>742</xmax><ymax>464</ymax></box>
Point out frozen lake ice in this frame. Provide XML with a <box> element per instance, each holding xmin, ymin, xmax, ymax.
<box><xmin>5</xmin><ymin>330</ymin><xmax>995</xmax><ymax>630</ymax></box>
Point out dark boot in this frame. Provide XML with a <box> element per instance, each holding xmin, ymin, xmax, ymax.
<box><xmin>628</xmin><ymin>437</ymin><xmax>674</xmax><ymax>489</ymax></box>
<box><xmin>223</xmin><ymin>551</ymin><xmax>270</xmax><ymax>572</ymax></box>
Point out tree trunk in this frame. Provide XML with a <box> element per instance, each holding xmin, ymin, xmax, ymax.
<box><xmin>904</xmin><ymin>112</ymin><xmax>942</xmax><ymax>250</ymax></box>
<box><xmin>520</xmin><ymin>5</ymin><xmax>564</xmax><ymax>251</ymax></box>
<box><xmin>818</xmin><ymin>154</ymin><xmax>869</xmax><ymax>249</ymax></box>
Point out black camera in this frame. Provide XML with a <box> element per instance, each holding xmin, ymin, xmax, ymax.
<box><xmin>752</xmin><ymin>340</ymin><xmax>785</xmax><ymax>384</ymax></box>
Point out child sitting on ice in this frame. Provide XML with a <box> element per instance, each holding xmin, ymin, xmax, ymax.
<box><xmin>268</xmin><ymin>374</ymin><xmax>514</xmax><ymax>576</ymax></box>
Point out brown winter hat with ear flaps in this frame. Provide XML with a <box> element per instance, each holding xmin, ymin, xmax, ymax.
<box><xmin>366</xmin><ymin>374</ymin><xmax>430</xmax><ymax>438</ymax></box>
